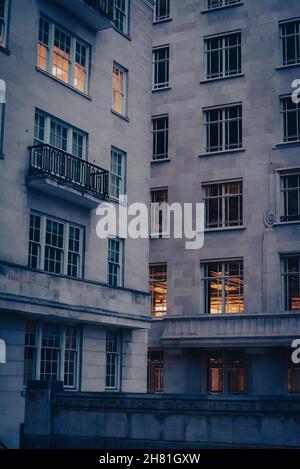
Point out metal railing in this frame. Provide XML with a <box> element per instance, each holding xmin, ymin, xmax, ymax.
<box><xmin>83</xmin><ymin>0</ymin><xmax>114</xmax><ymax>18</ymax></box>
<box><xmin>29</xmin><ymin>144</ymin><xmax>109</xmax><ymax>199</ymax></box>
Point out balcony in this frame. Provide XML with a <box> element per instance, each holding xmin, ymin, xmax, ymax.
<box><xmin>161</xmin><ymin>313</ymin><xmax>300</xmax><ymax>348</ymax></box>
<box><xmin>53</xmin><ymin>0</ymin><xmax>113</xmax><ymax>31</ymax></box>
<box><xmin>27</xmin><ymin>144</ymin><xmax>109</xmax><ymax>208</ymax></box>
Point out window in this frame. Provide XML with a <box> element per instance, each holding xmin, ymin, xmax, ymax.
<box><xmin>154</xmin><ymin>0</ymin><xmax>170</xmax><ymax>22</ymax></box>
<box><xmin>110</xmin><ymin>147</ymin><xmax>126</xmax><ymax>199</ymax></box>
<box><xmin>289</xmin><ymin>361</ymin><xmax>300</xmax><ymax>393</ymax></box>
<box><xmin>281</xmin><ymin>96</ymin><xmax>300</xmax><ymax>143</ymax></box>
<box><xmin>0</xmin><ymin>79</ymin><xmax>5</xmax><ymax>156</ymax></box>
<box><xmin>281</xmin><ymin>173</ymin><xmax>300</xmax><ymax>222</ymax></box>
<box><xmin>207</xmin><ymin>350</ymin><xmax>246</xmax><ymax>394</ymax></box>
<box><xmin>108</xmin><ymin>237</ymin><xmax>124</xmax><ymax>287</ymax></box>
<box><xmin>34</xmin><ymin>110</ymin><xmax>87</xmax><ymax>159</ymax></box>
<box><xmin>106</xmin><ymin>330</ymin><xmax>122</xmax><ymax>390</ymax></box>
<box><xmin>112</xmin><ymin>63</ymin><xmax>128</xmax><ymax>116</ymax></box>
<box><xmin>152</xmin><ymin>115</ymin><xmax>169</xmax><ymax>160</ymax></box>
<box><xmin>151</xmin><ymin>188</ymin><xmax>168</xmax><ymax>236</ymax></box>
<box><xmin>204</xmin><ymin>104</ymin><xmax>242</xmax><ymax>153</ymax></box>
<box><xmin>206</xmin><ymin>0</ymin><xmax>241</xmax><ymax>10</ymax></box>
<box><xmin>37</xmin><ymin>17</ymin><xmax>90</xmax><ymax>94</ymax></box>
<box><xmin>280</xmin><ymin>20</ymin><xmax>300</xmax><ymax>67</ymax></box>
<box><xmin>23</xmin><ymin>320</ymin><xmax>80</xmax><ymax>389</ymax></box>
<box><xmin>28</xmin><ymin>212</ymin><xmax>84</xmax><ymax>278</ymax></box>
<box><xmin>152</xmin><ymin>46</ymin><xmax>169</xmax><ymax>90</ymax></box>
<box><xmin>0</xmin><ymin>0</ymin><xmax>9</xmax><ymax>48</ymax></box>
<box><xmin>203</xmin><ymin>260</ymin><xmax>244</xmax><ymax>314</ymax></box>
<box><xmin>203</xmin><ymin>181</ymin><xmax>243</xmax><ymax>229</ymax></box>
<box><xmin>147</xmin><ymin>351</ymin><xmax>164</xmax><ymax>393</ymax></box>
<box><xmin>205</xmin><ymin>32</ymin><xmax>241</xmax><ymax>80</ymax></box>
<box><xmin>114</xmin><ymin>0</ymin><xmax>129</xmax><ymax>36</ymax></box>
<box><xmin>282</xmin><ymin>256</ymin><xmax>300</xmax><ymax>311</ymax></box>
<box><xmin>149</xmin><ymin>263</ymin><xmax>167</xmax><ymax>317</ymax></box>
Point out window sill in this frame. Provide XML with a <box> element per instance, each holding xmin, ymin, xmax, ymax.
<box><xmin>275</xmin><ymin>141</ymin><xmax>300</xmax><ymax>149</ymax></box>
<box><xmin>152</xmin><ymin>86</ymin><xmax>172</xmax><ymax>93</ymax></box>
<box><xmin>200</xmin><ymin>73</ymin><xmax>244</xmax><ymax>84</ymax></box>
<box><xmin>276</xmin><ymin>63</ymin><xmax>300</xmax><ymax>71</ymax></box>
<box><xmin>201</xmin><ymin>2</ymin><xmax>244</xmax><ymax>14</ymax></box>
<box><xmin>111</xmin><ymin>109</ymin><xmax>130</xmax><ymax>122</ymax></box>
<box><xmin>113</xmin><ymin>27</ymin><xmax>131</xmax><ymax>41</ymax></box>
<box><xmin>151</xmin><ymin>316</ymin><xmax>167</xmax><ymax>321</ymax></box>
<box><xmin>153</xmin><ymin>18</ymin><xmax>172</xmax><ymax>25</ymax></box>
<box><xmin>274</xmin><ymin>220</ymin><xmax>300</xmax><ymax>227</ymax></box>
<box><xmin>36</xmin><ymin>67</ymin><xmax>92</xmax><ymax>101</ymax></box>
<box><xmin>205</xmin><ymin>226</ymin><xmax>246</xmax><ymax>233</ymax></box>
<box><xmin>0</xmin><ymin>45</ymin><xmax>10</xmax><ymax>55</ymax></box>
<box><xmin>151</xmin><ymin>158</ymin><xmax>171</xmax><ymax>164</ymax></box>
<box><xmin>199</xmin><ymin>148</ymin><xmax>245</xmax><ymax>157</ymax></box>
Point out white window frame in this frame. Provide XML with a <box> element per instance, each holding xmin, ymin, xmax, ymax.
<box><xmin>281</xmin><ymin>95</ymin><xmax>300</xmax><ymax>143</ymax></box>
<box><xmin>0</xmin><ymin>0</ymin><xmax>9</xmax><ymax>48</ymax></box>
<box><xmin>34</xmin><ymin>109</ymin><xmax>87</xmax><ymax>159</ymax></box>
<box><xmin>105</xmin><ymin>329</ymin><xmax>122</xmax><ymax>391</ymax></box>
<box><xmin>206</xmin><ymin>0</ymin><xmax>241</xmax><ymax>11</ymax></box>
<box><xmin>110</xmin><ymin>146</ymin><xmax>126</xmax><ymax>199</ymax></box>
<box><xmin>154</xmin><ymin>0</ymin><xmax>170</xmax><ymax>23</ymax></box>
<box><xmin>281</xmin><ymin>255</ymin><xmax>300</xmax><ymax>312</ymax></box>
<box><xmin>152</xmin><ymin>45</ymin><xmax>170</xmax><ymax>90</ymax></box>
<box><xmin>108</xmin><ymin>237</ymin><xmax>124</xmax><ymax>287</ymax></box>
<box><xmin>280</xmin><ymin>172</ymin><xmax>300</xmax><ymax>222</ymax></box>
<box><xmin>37</xmin><ymin>16</ymin><xmax>90</xmax><ymax>94</ymax></box>
<box><xmin>204</xmin><ymin>103</ymin><xmax>243</xmax><ymax>153</ymax></box>
<box><xmin>150</xmin><ymin>188</ymin><xmax>169</xmax><ymax>237</ymax></box>
<box><xmin>203</xmin><ymin>180</ymin><xmax>243</xmax><ymax>229</ymax></box>
<box><xmin>24</xmin><ymin>320</ymin><xmax>81</xmax><ymax>390</ymax></box>
<box><xmin>204</xmin><ymin>31</ymin><xmax>242</xmax><ymax>80</ymax></box>
<box><xmin>114</xmin><ymin>0</ymin><xmax>130</xmax><ymax>36</ymax></box>
<box><xmin>28</xmin><ymin>211</ymin><xmax>84</xmax><ymax>279</ymax></box>
<box><xmin>152</xmin><ymin>114</ymin><xmax>169</xmax><ymax>161</ymax></box>
<box><xmin>112</xmin><ymin>63</ymin><xmax>128</xmax><ymax>117</ymax></box>
<box><xmin>280</xmin><ymin>19</ymin><xmax>300</xmax><ymax>67</ymax></box>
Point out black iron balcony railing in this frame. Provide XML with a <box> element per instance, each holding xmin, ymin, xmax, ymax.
<box><xmin>83</xmin><ymin>0</ymin><xmax>114</xmax><ymax>18</ymax></box>
<box><xmin>29</xmin><ymin>144</ymin><xmax>109</xmax><ymax>199</ymax></box>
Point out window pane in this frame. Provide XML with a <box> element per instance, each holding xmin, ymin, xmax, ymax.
<box><xmin>150</xmin><ymin>264</ymin><xmax>167</xmax><ymax>317</ymax></box>
<box><xmin>208</xmin><ymin>352</ymin><xmax>223</xmax><ymax>393</ymax></box>
<box><xmin>147</xmin><ymin>351</ymin><xmax>164</xmax><ymax>393</ymax></box>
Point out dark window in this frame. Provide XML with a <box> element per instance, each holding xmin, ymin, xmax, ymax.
<box><xmin>281</xmin><ymin>96</ymin><xmax>300</xmax><ymax>143</ymax></box>
<box><xmin>204</xmin><ymin>104</ymin><xmax>242</xmax><ymax>152</ymax></box>
<box><xmin>281</xmin><ymin>20</ymin><xmax>300</xmax><ymax>66</ymax></box>
<box><xmin>152</xmin><ymin>115</ymin><xmax>168</xmax><ymax>160</ymax></box>
<box><xmin>207</xmin><ymin>350</ymin><xmax>246</xmax><ymax>394</ymax></box>
<box><xmin>204</xmin><ymin>181</ymin><xmax>243</xmax><ymax>229</ymax></box>
<box><xmin>281</xmin><ymin>174</ymin><xmax>300</xmax><ymax>222</ymax></box>
<box><xmin>154</xmin><ymin>0</ymin><xmax>170</xmax><ymax>22</ymax></box>
<box><xmin>153</xmin><ymin>47</ymin><xmax>169</xmax><ymax>90</ymax></box>
<box><xmin>147</xmin><ymin>351</ymin><xmax>164</xmax><ymax>393</ymax></box>
<box><xmin>282</xmin><ymin>256</ymin><xmax>300</xmax><ymax>311</ymax></box>
<box><xmin>205</xmin><ymin>32</ymin><xmax>241</xmax><ymax>79</ymax></box>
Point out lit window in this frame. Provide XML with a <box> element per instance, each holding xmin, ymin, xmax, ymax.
<box><xmin>154</xmin><ymin>0</ymin><xmax>170</xmax><ymax>22</ymax></box>
<box><xmin>205</xmin><ymin>32</ymin><xmax>241</xmax><ymax>80</ymax></box>
<box><xmin>280</xmin><ymin>20</ymin><xmax>300</xmax><ymax>67</ymax></box>
<box><xmin>108</xmin><ymin>237</ymin><xmax>124</xmax><ymax>287</ymax></box>
<box><xmin>110</xmin><ymin>147</ymin><xmax>126</xmax><ymax>199</ymax></box>
<box><xmin>203</xmin><ymin>181</ymin><xmax>243</xmax><ymax>229</ymax></box>
<box><xmin>149</xmin><ymin>263</ymin><xmax>167</xmax><ymax>317</ymax></box>
<box><xmin>151</xmin><ymin>188</ymin><xmax>168</xmax><ymax>236</ymax></box>
<box><xmin>152</xmin><ymin>115</ymin><xmax>168</xmax><ymax>160</ymax></box>
<box><xmin>28</xmin><ymin>212</ymin><xmax>84</xmax><ymax>278</ymax></box>
<box><xmin>106</xmin><ymin>330</ymin><xmax>122</xmax><ymax>390</ymax></box>
<box><xmin>0</xmin><ymin>0</ymin><xmax>9</xmax><ymax>48</ymax></box>
<box><xmin>147</xmin><ymin>351</ymin><xmax>164</xmax><ymax>393</ymax></box>
<box><xmin>152</xmin><ymin>46</ymin><xmax>169</xmax><ymax>90</ymax></box>
<box><xmin>112</xmin><ymin>63</ymin><xmax>128</xmax><ymax>116</ymax></box>
<box><xmin>282</xmin><ymin>256</ymin><xmax>300</xmax><ymax>311</ymax></box>
<box><xmin>207</xmin><ymin>350</ymin><xmax>246</xmax><ymax>394</ymax></box>
<box><xmin>281</xmin><ymin>96</ymin><xmax>300</xmax><ymax>143</ymax></box>
<box><xmin>114</xmin><ymin>0</ymin><xmax>129</xmax><ymax>36</ymax></box>
<box><xmin>24</xmin><ymin>320</ymin><xmax>80</xmax><ymax>389</ymax></box>
<box><xmin>203</xmin><ymin>260</ymin><xmax>244</xmax><ymax>314</ymax></box>
<box><xmin>206</xmin><ymin>0</ymin><xmax>241</xmax><ymax>10</ymax></box>
<box><xmin>204</xmin><ymin>104</ymin><xmax>242</xmax><ymax>153</ymax></box>
<box><xmin>281</xmin><ymin>173</ymin><xmax>300</xmax><ymax>222</ymax></box>
<box><xmin>37</xmin><ymin>17</ymin><xmax>90</xmax><ymax>94</ymax></box>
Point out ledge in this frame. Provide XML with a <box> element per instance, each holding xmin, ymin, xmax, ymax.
<box><xmin>205</xmin><ymin>226</ymin><xmax>246</xmax><ymax>233</ymax></box>
<box><xmin>36</xmin><ymin>67</ymin><xmax>92</xmax><ymax>100</ymax></box>
<box><xmin>273</xmin><ymin>221</ymin><xmax>300</xmax><ymax>227</ymax></box>
<box><xmin>275</xmin><ymin>142</ymin><xmax>300</xmax><ymax>149</ymax></box>
<box><xmin>276</xmin><ymin>63</ymin><xmax>300</xmax><ymax>71</ymax></box>
<box><xmin>111</xmin><ymin>109</ymin><xmax>130</xmax><ymax>122</ymax></box>
<box><xmin>200</xmin><ymin>73</ymin><xmax>244</xmax><ymax>84</ymax></box>
<box><xmin>151</xmin><ymin>158</ymin><xmax>171</xmax><ymax>164</ymax></box>
<box><xmin>153</xmin><ymin>18</ymin><xmax>172</xmax><ymax>25</ymax></box>
<box><xmin>199</xmin><ymin>148</ymin><xmax>245</xmax><ymax>158</ymax></box>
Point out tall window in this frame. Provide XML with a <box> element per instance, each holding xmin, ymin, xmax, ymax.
<box><xmin>281</xmin><ymin>96</ymin><xmax>300</xmax><ymax>143</ymax></box>
<box><xmin>207</xmin><ymin>350</ymin><xmax>246</xmax><ymax>394</ymax></box>
<box><xmin>203</xmin><ymin>260</ymin><xmax>244</xmax><ymax>314</ymax></box>
<box><xmin>289</xmin><ymin>360</ymin><xmax>300</xmax><ymax>393</ymax></box>
<box><xmin>205</xmin><ymin>32</ymin><xmax>241</xmax><ymax>80</ymax></box>
<box><xmin>24</xmin><ymin>320</ymin><xmax>80</xmax><ymax>389</ymax></box>
<box><xmin>207</xmin><ymin>0</ymin><xmax>241</xmax><ymax>10</ymax></box>
<box><xmin>204</xmin><ymin>104</ymin><xmax>242</xmax><ymax>153</ymax></box>
<box><xmin>28</xmin><ymin>212</ymin><xmax>84</xmax><ymax>278</ymax></box>
<box><xmin>203</xmin><ymin>181</ymin><xmax>243</xmax><ymax>229</ymax></box>
<box><xmin>34</xmin><ymin>110</ymin><xmax>87</xmax><ymax>159</ymax></box>
<box><xmin>280</xmin><ymin>20</ymin><xmax>300</xmax><ymax>67</ymax></box>
<box><xmin>0</xmin><ymin>79</ymin><xmax>5</xmax><ymax>157</ymax></box>
<box><xmin>112</xmin><ymin>63</ymin><xmax>128</xmax><ymax>116</ymax></box>
<box><xmin>106</xmin><ymin>330</ymin><xmax>121</xmax><ymax>390</ymax></box>
<box><xmin>108</xmin><ymin>238</ymin><xmax>124</xmax><ymax>287</ymax></box>
<box><xmin>151</xmin><ymin>188</ymin><xmax>168</xmax><ymax>236</ymax></box>
<box><xmin>152</xmin><ymin>46</ymin><xmax>169</xmax><ymax>90</ymax></box>
<box><xmin>147</xmin><ymin>351</ymin><xmax>164</xmax><ymax>393</ymax></box>
<box><xmin>110</xmin><ymin>147</ymin><xmax>126</xmax><ymax>199</ymax></box>
<box><xmin>0</xmin><ymin>0</ymin><xmax>9</xmax><ymax>48</ymax></box>
<box><xmin>114</xmin><ymin>0</ymin><xmax>129</xmax><ymax>36</ymax></box>
<box><xmin>152</xmin><ymin>115</ymin><xmax>168</xmax><ymax>160</ymax></box>
<box><xmin>281</xmin><ymin>173</ymin><xmax>300</xmax><ymax>222</ymax></box>
<box><xmin>282</xmin><ymin>256</ymin><xmax>300</xmax><ymax>311</ymax></box>
<box><xmin>37</xmin><ymin>17</ymin><xmax>90</xmax><ymax>94</ymax></box>
<box><xmin>149</xmin><ymin>263</ymin><xmax>167</xmax><ymax>317</ymax></box>
<box><xmin>154</xmin><ymin>0</ymin><xmax>170</xmax><ymax>22</ymax></box>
